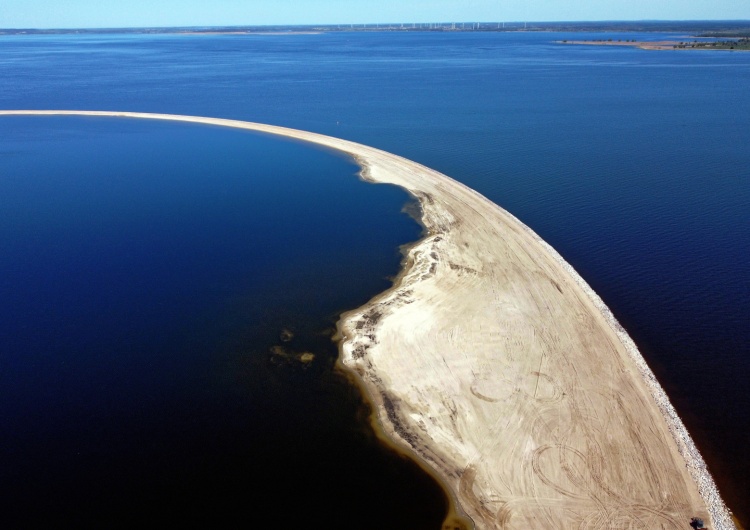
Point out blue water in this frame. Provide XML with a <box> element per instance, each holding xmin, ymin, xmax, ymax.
<box><xmin>0</xmin><ymin>117</ymin><xmax>447</xmax><ymax>527</ymax></box>
<box><xmin>1</xmin><ymin>31</ymin><xmax>749</xmax><ymax>525</ymax></box>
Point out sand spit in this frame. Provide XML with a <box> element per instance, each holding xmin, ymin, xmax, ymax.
<box><xmin>559</xmin><ymin>39</ymin><xmax>750</xmax><ymax>51</ymax></box>
<box><xmin>560</xmin><ymin>39</ymin><xmax>682</xmax><ymax>50</ymax></box>
<box><xmin>0</xmin><ymin>110</ymin><xmax>734</xmax><ymax>530</ymax></box>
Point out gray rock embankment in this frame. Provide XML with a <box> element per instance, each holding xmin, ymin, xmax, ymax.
<box><xmin>535</xmin><ymin>234</ymin><xmax>736</xmax><ymax>530</ymax></box>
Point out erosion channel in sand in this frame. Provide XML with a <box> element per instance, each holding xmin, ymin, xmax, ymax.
<box><xmin>1</xmin><ymin>111</ymin><xmax>735</xmax><ymax>530</ymax></box>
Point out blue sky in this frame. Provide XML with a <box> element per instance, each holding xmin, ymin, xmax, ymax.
<box><xmin>2</xmin><ymin>0</ymin><xmax>749</xmax><ymax>29</ymax></box>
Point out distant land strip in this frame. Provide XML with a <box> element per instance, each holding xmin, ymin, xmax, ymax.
<box><xmin>1</xmin><ymin>20</ymin><xmax>750</xmax><ymax>37</ymax></box>
<box><xmin>560</xmin><ymin>36</ymin><xmax>750</xmax><ymax>50</ymax></box>
<box><xmin>0</xmin><ymin>110</ymin><xmax>736</xmax><ymax>530</ymax></box>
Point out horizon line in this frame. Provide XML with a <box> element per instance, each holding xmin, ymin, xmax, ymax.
<box><xmin>2</xmin><ymin>19</ymin><xmax>750</xmax><ymax>32</ymax></box>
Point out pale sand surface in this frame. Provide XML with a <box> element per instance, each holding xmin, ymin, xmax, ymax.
<box><xmin>561</xmin><ymin>40</ymin><xmax>682</xmax><ymax>50</ymax></box>
<box><xmin>0</xmin><ymin>111</ymin><xmax>734</xmax><ymax>529</ymax></box>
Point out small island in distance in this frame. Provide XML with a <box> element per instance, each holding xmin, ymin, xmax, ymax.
<box><xmin>561</xmin><ymin>36</ymin><xmax>750</xmax><ymax>50</ymax></box>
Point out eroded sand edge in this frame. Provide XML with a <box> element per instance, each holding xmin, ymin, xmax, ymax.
<box><xmin>0</xmin><ymin>111</ymin><xmax>734</xmax><ymax>530</ymax></box>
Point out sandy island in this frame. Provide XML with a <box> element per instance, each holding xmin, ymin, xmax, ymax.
<box><xmin>560</xmin><ymin>39</ymin><xmax>750</xmax><ymax>51</ymax></box>
<box><xmin>0</xmin><ymin>110</ymin><xmax>735</xmax><ymax>530</ymax></box>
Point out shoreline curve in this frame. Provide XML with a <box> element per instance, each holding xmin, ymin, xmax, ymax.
<box><xmin>0</xmin><ymin>110</ymin><xmax>734</xmax><ymax>530</ymax></box>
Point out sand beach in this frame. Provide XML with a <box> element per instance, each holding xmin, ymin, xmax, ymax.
<box><xmin>0</xmin><ymin>110</ymin><xmax>735</xmax><ymax>529</ymax></box>
<box><xmin>560</xmin><ymin>39</ymin><xmax>750</xmax><ymax>51</ymax></box>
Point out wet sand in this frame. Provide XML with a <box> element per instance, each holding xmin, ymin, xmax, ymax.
<box><xmin>0</xmin><ymin>110</ymin><xmax>735</xmax><ymax>529</ymax></box>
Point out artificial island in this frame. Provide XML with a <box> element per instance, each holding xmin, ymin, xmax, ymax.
<box><xmin>0</xmin><ymin>110</ymin><xmax>736</xmax><ymax>530</ymax></box>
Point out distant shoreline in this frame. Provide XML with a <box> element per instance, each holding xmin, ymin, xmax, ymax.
<box><xmin>0</xmin><ymin>110</ymin><xmax>735</xmax><ymax>530</ymax></box>
<box><xmin>176</xmin><ymin>31</ymin><xmax>323</xmax><ymax>36</ymax></box>
<box><xmin>1</xmin><ymin>20</ymin><xmax>749</xmax><ymax>38</ymax></box>
<box><xmin>560</xmin><ymin>38</ymin><xmax>750</xmax><ymax>50</ymax></box>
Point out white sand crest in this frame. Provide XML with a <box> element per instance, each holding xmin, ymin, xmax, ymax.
<box><xmin>0</xmin><ymin>110</ymin><xmax>735</xmax><ymax>530</ymax></box>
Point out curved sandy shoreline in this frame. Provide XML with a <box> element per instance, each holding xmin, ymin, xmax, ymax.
<box><xmin>0</xmin><ymin>110</ymin><xmax>734</xmax><ymax>529</ymax></box>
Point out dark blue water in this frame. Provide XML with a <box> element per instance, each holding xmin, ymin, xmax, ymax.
<box><xmin>0</xmin><ymin>116</ymin><xmax>450</xmax><ymax>528</ymax></box>
<box><xmin>1</xmin><ymin>31</ymin><xmax>749</xmax><ymax>525</ymax></box>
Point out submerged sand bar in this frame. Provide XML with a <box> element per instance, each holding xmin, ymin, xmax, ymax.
<box><xmin>1</xmin><ymin>110</ymin><xmax>734</xmax><ymax>529</ymax></box>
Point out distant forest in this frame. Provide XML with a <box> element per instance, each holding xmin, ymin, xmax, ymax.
<box><xmin>2</xmin><ymin>20</ymin><xmax>750</xmax><ymax>37</ymax></box>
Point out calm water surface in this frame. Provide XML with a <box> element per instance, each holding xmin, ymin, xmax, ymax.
<box><xmin>1</xmin><ymin>31</ymin><xmax>749</xmax><ymax>525</ymax></box>
<box><xmin>0</xmin><ymin>117</ymin><xmax>446</xmax><ymax>527</ymax></box>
